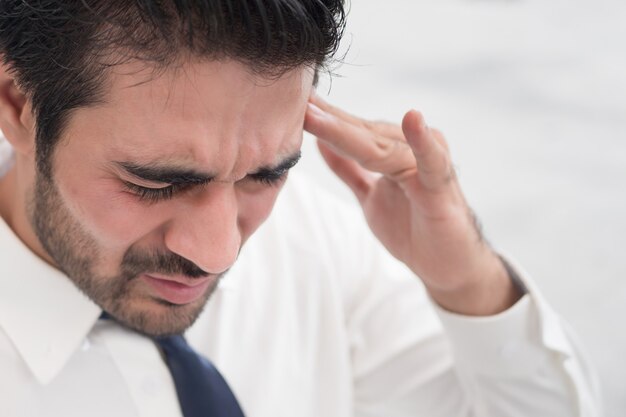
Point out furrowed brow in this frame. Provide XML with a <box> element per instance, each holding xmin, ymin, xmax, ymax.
<box><xmin>249</xmin><ymin>151</ymin><xmax>302</xmax><ymax>179</ymax></box>
<box><xmin>115</xmin><ymin>162</ymin><xmax>215</xmax><ymax>185</ymax></box>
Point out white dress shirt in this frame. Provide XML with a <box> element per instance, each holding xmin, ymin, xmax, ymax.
<box><xmin>0</xmin><ymin>137</ymin><xmax>601</xmax><ymax>416</ymax></box>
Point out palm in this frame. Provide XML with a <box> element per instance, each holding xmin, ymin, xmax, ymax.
<box><xmin>305</xmin><ymin>95</ymin><xmax>495</xmax><ymax>293</ymax></box>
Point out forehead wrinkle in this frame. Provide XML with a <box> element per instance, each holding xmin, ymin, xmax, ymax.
<box><xmin>199</xmin><ymin>135</ymin><xmax>302</xmax><ymax>183</ymax></box>
<box><xmin>102</xmin><ymin>99</ymin><xmax>305</xmax><ymax>184</ymax></box>
<box><xmin>98</xmin><ymin>60</ymin><xmax>311</xmax><ymax>181</ymax></box>
<box><xmin>199</xmin><ymin>112</ymin><xmax>304</xmax><ymax>183</ymax></box>
<box><xmin>229</xmin><ymin>83</ymin><xmax>307</xmax><ymax>174</ymax></box>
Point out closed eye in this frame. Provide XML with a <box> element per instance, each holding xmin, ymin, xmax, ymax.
<box><xmin>123</xmin><ymin>173</ymin><xmax>287</xmax><ymax>204</ymax></box>
<box><xmin>247</xmin><ymin>153</ymin><xmax>300</xmax><ymax>186</ymax></box>
<box><xmin>119</xmin><ymin>151</ymin><xmax>300</xmax><ymax>203</ymax></box>
<box><xmin>248</xmin><ymin>171</ymin><xmax>289</xmax><ymax>187</ymax></box>
<box><xmin>122</xmin><ymin>181</ymin><xmax>184</xmax><ymax>203</ymax></box>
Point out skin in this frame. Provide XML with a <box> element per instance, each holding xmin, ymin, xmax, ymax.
<box><xmin>0</xmin><ymin>57</ymin><xmax>521</xmax><ymax>338</ymax></box>
<box><xmin>0</xmin><ymin>60</ymin><xmax>312</xmax><ymax>335</ymax></box>
<box><xmin>305</xmin><ymin>97</ymin><xmax>522</xmax><ymax>315</ymax></box>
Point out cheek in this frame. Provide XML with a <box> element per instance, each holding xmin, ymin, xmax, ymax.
<box><xmin>59</xmin><ymin>178</ymin><xmax>168</xmax><ymax>247</ymax></box>
<box><xmin>237</xmin><ymin>185</ymin><xmax>283</xmax><ymax>238</ymax></box>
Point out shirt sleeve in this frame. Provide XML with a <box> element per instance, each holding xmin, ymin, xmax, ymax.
<box><xmin>433</xmin><ymin>254</ymin><xmax>602</xmax><ymax>417</ymax></box>
<box><xmin>344</xmin><ymin>226</ymin><xmax>602</xmax><ymax>417</ymax></box>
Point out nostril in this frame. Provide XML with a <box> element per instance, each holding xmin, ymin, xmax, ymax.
<box><xmin>163</xmin><ymin>223</ymin><xmax>241</xmax><ymax>276</ymax></box>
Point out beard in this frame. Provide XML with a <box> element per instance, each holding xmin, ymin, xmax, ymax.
<box><xmin>27</xmin><ymin>169</ymin><xmax>221</xmax><ymax>336</ymax></box>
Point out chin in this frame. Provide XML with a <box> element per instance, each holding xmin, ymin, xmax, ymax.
<box><xmin>107</xmin><ymin>293</ymin><xmax>211</xmax><ymax>337</ymax></box>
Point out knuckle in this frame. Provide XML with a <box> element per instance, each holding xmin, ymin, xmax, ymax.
<box><xmin>376</xmin><ymin>136</ymin><xmax>406</xmax><ymax>159</ymax></box>
<box><xmin>360</xmin><ymin>134</ymin><xmax>391</xmax><ymax>166</ymax></box>
<box><xmin>362</xmin><ymin>134</ymin><xmax>407</xmax><ymax>169</ymax></box>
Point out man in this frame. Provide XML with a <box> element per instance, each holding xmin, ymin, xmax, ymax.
<box><xmin>0</xmin><ymin>1</ymin><xmax>600</xmax><ymax>416</ymax></box>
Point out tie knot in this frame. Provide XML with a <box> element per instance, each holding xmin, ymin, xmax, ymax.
<box><xmin>99</xmin><ymin>311</ymin><xmax>112</xmax><ymax>321</ymax></box>
<box><xmin>155</xmin><ymin>334</ymin><xmax>191</xmax><ymax>356</ymax></box>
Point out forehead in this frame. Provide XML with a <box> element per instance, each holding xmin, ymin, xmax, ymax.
<box><xmin>65</xmin><ymin>59</ymin><xmax>314</xmax><ymax>178</ymax></box>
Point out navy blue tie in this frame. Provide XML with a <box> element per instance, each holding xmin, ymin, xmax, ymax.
<box><xmin>155</xmin><ymin>334</ymin><xmax>245</xmax><ymax>417</ymax></box>
<box><xmin>100</xmin><ymin>312</ymin><xmax>245</xmax><ymax>417</ymax></box>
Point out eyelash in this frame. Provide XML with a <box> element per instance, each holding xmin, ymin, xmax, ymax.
<box><xmin>123</xmin><ymin>181</ymin><xmax>180</xmax><ymax>203</ymax></box>
<box><xmin>123</xmin><ymin>173</ymin><xmax>287</xmax><ymax>203</ymax></box>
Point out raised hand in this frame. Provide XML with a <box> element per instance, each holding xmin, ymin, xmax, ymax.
<box><xmin>304</xmin><ymin>94</ymin><xmax>522</xmax><ymax>316</ymax></box>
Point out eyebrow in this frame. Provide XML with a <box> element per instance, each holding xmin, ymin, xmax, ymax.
<box><xmin>114</xmin><ymin>151</ymin><xmax>302</xmax><ymax>186</ymax></box>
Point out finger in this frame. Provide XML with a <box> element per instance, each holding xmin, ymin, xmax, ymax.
<box><xmin>305</xmin><ymin>102</ymin><xmax>417</xmax><ymax>182</ymax></box>
<box><xmin>316</xmin><ymin>139</ymin><xmax>374</xmax><ymax>203</ymax></box>
<box><xmin>401</xmin><ymin>110</ymin><xmax>454</xmax><ymax>190</ymax></box>
<box><xmin>430</xmin><ymin>127</ymin><xmax>450</xmax><ymax>152</ymax></box>
<box><xmin>310</xmin><ymin>93</ymin><xmax>365</xmax><ymax>127</ymax></box>
<box><xmin>368</xmin><ymin>121</ymin><xmax>406</xmax><ymax>142</ymax></box>
<box><xmin>310</xmin><ymin>94</ymin><xmax>405</xmax><ymax>141</ymax></box>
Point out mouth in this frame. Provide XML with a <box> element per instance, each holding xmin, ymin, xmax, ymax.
<box><xmin>141</xmin><ymin>273</ymin><xmax>214</xmax><ymax>305</ymax></box>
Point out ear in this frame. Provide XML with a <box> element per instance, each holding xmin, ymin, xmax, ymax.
<box><xmin>0</xmin><ymin>62</ymin><xmax>36</xmax><ymax>156</ymax></box>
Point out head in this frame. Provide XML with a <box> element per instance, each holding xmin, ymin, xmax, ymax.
<box><xmin>0</xmin><ymin>1</ymin><xmax>345</xmax><ymax>336</ymax></box>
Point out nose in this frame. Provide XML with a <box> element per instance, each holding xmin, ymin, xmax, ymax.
<box><xmin>163</xmin><ymin>183</ymin><xmax>241</xmax><ymax>274</ymax></box>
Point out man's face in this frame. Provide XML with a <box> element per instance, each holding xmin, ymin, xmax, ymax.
<box><xmin>28</xmin><ymin>60</ymin><xmax>313</xmax><ymax>336</ymax></box>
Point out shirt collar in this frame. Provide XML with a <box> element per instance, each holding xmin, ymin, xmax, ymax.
<box><xmin>0</xmin><ymin>216</ymin><xmax>101</xmax><ymax>385</ymax></box>
<box><xmin>0</xmin><ymin>211</ymin><xmax>244</xmax><ymax>385</ymax></box>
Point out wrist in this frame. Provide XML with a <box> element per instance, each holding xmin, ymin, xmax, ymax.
<box><xmin>427</xmin><ymin>252</ymin><xmax>525</xmax><ymax>316</ymax></box>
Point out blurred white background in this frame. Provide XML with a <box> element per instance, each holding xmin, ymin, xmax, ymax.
<box><xmin>301</xmin><ymin>0</ymin><xmax>626</xmax><ymax>415</ymax></box>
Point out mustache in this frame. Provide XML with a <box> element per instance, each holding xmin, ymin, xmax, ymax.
<box><xmin>120</xmin><ymin>248</ymin><xmax>210</xmax><ymax>279</ymax></box>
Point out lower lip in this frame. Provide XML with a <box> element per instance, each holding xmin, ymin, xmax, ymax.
<box><xmin>141</xmin><ymin>274</ymin><xmax>212</xmax><ymax>305</ymax></box>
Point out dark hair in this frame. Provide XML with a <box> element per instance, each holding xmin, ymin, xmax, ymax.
<box><xmin>0</xmin><ymin>0</ymin><xmax>346</xmax><ymax>175</ymax></box>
